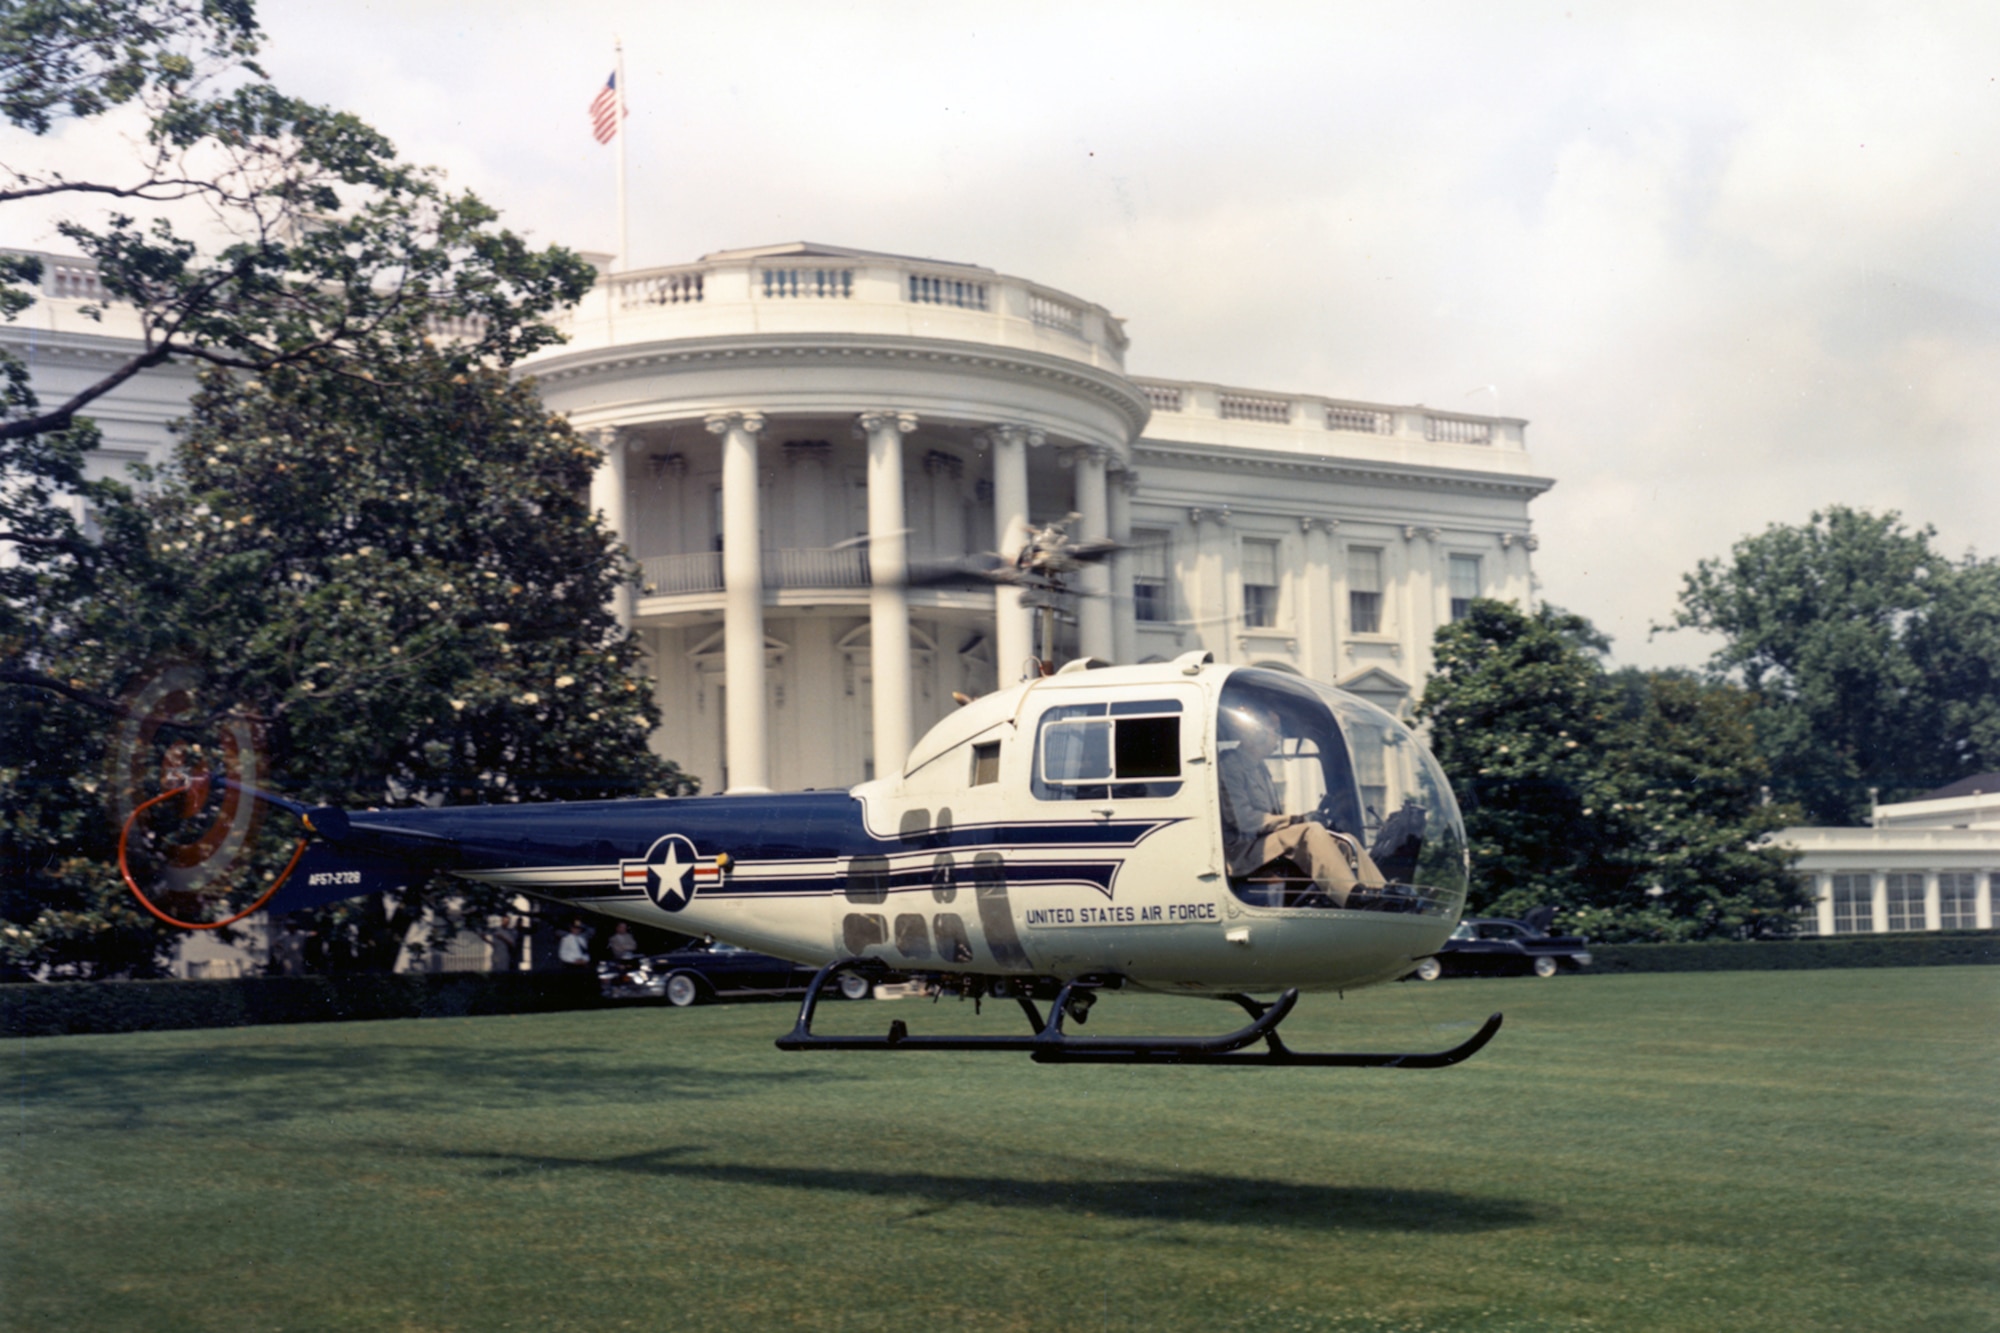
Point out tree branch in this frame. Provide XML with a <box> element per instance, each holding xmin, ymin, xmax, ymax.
<box><xmin>0</xmin><ymin>337</ymin><xmax>174</xmax><ymax>440</ymax></box>
<box><xmin>0</xmin><ymin>175</ymin><xmax>238</xmax><ymax>205</ymax></box>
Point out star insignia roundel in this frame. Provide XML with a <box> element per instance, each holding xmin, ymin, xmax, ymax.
<box><xmin>621</xmin><ymin>834</ymin><xmax>715</xmax><ymax>913</ymax></box>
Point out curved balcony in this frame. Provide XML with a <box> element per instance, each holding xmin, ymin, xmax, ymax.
<box><xmin>550</xmin><ymin>242</ymin><xmax>1130</xmax><ymax>374</ymax></box>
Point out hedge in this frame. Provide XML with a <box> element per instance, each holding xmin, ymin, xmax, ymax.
<box><xmin>1585</xmin><ymin>931</ymin><xmax>2000</xmax><ymax>974</ymax></box>
<box><xmin>9</xmin><ymin>932</ymin><xmax>1998</xmax><ymax>1037</ymax></box>
<box><xmin>1</xmin><ymin>971</ymin><xmax>604</xmax><ymax>1039</ymax></box>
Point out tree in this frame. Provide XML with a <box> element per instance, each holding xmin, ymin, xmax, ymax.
<box><xmin>0</xmin><ymin>1</ymin><xmax>677</xmax><ymax>977</ymax></box>
<box><xmin>6</xmin><ymin>350</ymin><xmax>696</xmax><ymax>977</ymax></box>
<box><xmin>1418</xmin><ymin>600</ymin><xmax>1804</xmax><ymax>941</ymax></box>
<box><xmin>1667</xmin><ymin>507</ymin><xmax>2000</xmax><ymax>824</ymax></box>
<box><xmin>2</xmin><ymin>0</ymin><xmax>590</xmax><ymax>659</ymax></box>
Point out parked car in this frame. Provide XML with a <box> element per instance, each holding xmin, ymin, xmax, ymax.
<box><xmin>1410</xmin><ymin>916</ymin><xmax>1593</xmax><ymax>980</ymax></box>
<box><xmin>645</xmin><ymin>938</ymin><xmax>875</xmax><ymax>1007</ymax></box>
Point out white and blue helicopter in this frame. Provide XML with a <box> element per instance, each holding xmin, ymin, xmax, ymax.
<box><xmin>126</xmin><ymin>533</ymin><xmax>1498</xmax><ymax>1069</ymax></box>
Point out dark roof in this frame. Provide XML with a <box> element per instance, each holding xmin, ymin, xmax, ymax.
<box><xmin>1914</xmin><ymin>773</ymin><xmax>2000</xmax><ymax>801</ymax></box>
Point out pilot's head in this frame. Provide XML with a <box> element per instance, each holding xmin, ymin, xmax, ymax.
<box><xmin>1220</xmin><ymin>702</ymin><xmax>1283</xmax><ymax>758</ymax></box>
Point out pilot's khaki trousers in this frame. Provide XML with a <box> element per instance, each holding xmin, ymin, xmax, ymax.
<box><xmin>1239</xmin><ymin>823</ymin><xmax>1386</xmax><ymax>907</ymax></box>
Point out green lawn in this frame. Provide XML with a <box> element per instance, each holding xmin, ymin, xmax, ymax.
<box><xmin>3</xmin><ymin>968</ymin><xmax>1995</xmax><ymax>1332</ymax></box>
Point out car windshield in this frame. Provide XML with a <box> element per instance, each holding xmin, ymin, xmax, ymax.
<box><xmin>1216</xmin><ymin>669</ymin><xmax>1467</xmax><ymax>918</ymax></box>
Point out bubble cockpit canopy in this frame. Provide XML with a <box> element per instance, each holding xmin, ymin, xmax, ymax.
<box><xmin>1215</xmin><ymin>668</ymin><xmax>1468</xmax><ymax>917</ymax></box>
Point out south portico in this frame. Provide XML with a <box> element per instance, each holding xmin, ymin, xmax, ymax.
<box><xmin>575</xmin><ymin>405</ymin><xmax>1135</xmax><ymax>794</ymax></box>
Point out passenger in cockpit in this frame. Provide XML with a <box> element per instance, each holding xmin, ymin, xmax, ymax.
<box><xmin>1219</xmin><ymin>702</ymin><xmax>1385</xmax><ymax>907</ymax></box>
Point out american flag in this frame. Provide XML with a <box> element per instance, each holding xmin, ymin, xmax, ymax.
<box><xmin>588</xmin><ymin>72</ymin><xmax>622</xmax><ymax>145</ymax></box>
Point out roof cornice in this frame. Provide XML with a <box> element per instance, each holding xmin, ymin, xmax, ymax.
<box><xmin>521</xmin><ymin>332</ymin><xmax>1153</xmax><ymax>438</ymax></box>
<box><xmin>1131</xmin><ymin>440</ymin><xmax>1556</xmax><ymax>497</ymax></box>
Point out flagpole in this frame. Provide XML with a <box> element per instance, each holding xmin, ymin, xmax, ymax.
<box><xmin>614</xmin><ymin>35</ymin><xmax>628</xmax><ymax>275</ymax></box>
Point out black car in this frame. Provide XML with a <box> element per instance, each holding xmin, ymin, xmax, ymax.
<box><xmin>1411</xmin><ymin>915</ymin><xmax>1592</xmax><ymax>981</ymax></box>
<box><xmin>648</xmin><ymin>939</ymin><xmax>874</xmax><ymax>1007</ymax></box>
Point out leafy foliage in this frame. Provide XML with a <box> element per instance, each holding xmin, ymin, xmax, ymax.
<box><xmin>1667</xmin><ymin>506</ymin><xmax>2000</xmax><ymax>823</ymax></box>
<box><xmin>7</xmin><ymin>355</ymin><xmax>694</xmax><ymax>977</ymax></box>
<box><xmin>0</xmin><ymin>0</ymin><xmax>680</xmax><ymax>977</ymax></box>
<box><xmin>1</xmin><ymin>0</ymin><xmax>592</xmax><ymax>599</ymax></box>
<box><xmin>0</xmin><ymin>0</ymin><xmax>258</xmax><ymax>134</ymax></box>
<box><xmin>1418</xmin><ymin>600</ymin><xmax>1804</xmax><ymax>941</ymax></box>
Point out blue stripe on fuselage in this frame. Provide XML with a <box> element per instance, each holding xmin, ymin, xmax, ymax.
<box><xmin>300</xmin><ymin>790</ymin><xmax>1182</xmax><ymax>890</ymax></box>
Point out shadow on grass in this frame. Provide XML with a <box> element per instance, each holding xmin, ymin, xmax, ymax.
<box><xmin>10</xmin><ymin>1042</ymin><xmax>862</xmax><ymax>1128</ymax></box>
<box><xmin>442</xmin><ymin>1145</ymin><xmax>1543</xmax><ymax>1234</ymax></box>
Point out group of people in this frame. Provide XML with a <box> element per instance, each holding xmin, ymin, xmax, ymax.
<box><xmin>554</xmin><ymin>917</ymin><xmax>640</xmax><ymax>971</ymax></box>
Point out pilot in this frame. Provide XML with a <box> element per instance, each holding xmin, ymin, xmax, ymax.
<box><xmin>1218</xmin><ymin>702</ymin><xmax>1385</xmax><ymax>907</ymax></box>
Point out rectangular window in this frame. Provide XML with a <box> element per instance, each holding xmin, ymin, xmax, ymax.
<box><xmin>1885</xmin><ymin>872</ymin><xmax>1924</xmax><ymax>931</ymax></box>
<box><xmin>1831</xmin><ymin>873</ymin><xmax>1872</xmax><ymax>934</ymax></box>
<box><xmin>1241</xmin><ymin>539</ymin><xmax>1278</xmax><ymax>628</ymax></box>
<box><xmin>1449</xmin><ymin>554</ymin><xmax>1482</xmax><ymax>622</ymax></box>
<box><xmin>1133</xmin><ymin>528</ymin><xmax>1169</xmax><ymax>623</ymax></box>
<box><xmin>1794</xmin><ymin>904</ymin><xmax>1821</xmax><ymax>938</ymax></box>
<box><xmin>1034</xmin><ymin>699</ymin><xmax>1183</xmax><ymax>801</ymax></box>
<box><xmin>970</xmin><ymin>741</ymin><xmax>1000</xmax><ymax>786</ymax></box>
<box><xmin>1939</xmin><ymin>872</ymin><xmax>1978</xmax><ymax>929</ymax></box>
<box><xmin>1349</xmin><ymin>547</ymin><xmax>1383</xmax><ymax>634</ymax></box>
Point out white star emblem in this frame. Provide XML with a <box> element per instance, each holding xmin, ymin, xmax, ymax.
<box><xmin>623</xmin><ymin>834</ymin><xmax>705</xmax><ymax>913</ymax></box>
<box><xmin>649</xmin><ymin>836</ymin><xmax>695</xmax><ymax>908</ymax></box>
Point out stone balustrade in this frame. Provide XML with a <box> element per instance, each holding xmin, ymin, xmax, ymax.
<box><xmin>41</xmin><ymin>254</ymin><xmax>107</xmax><ymax>302</ymax></box>
<box><xmin>1131</xmin><ymin>376</ymin><xmax>1527</xmax><ymax>449</ymax></box>
<box><xmin>641</xmin><ymin>550</ymin><xmax>724</xmax><ymax>595</ymax></box>
<box><xmin>552</xmin><ymin>244</ymin><xmax>1129</xmax><ymax>372</ymax></box>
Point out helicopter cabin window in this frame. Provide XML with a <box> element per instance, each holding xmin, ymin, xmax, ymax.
<box><xmin>970</xmin><ymin>741</ymin><xmax>1001</xmax><ymax>786</ymax></box>
<box><xmin>1033</xmin><ymin>699</ymin><xmax>1183</xmax><ymax>801</ymax></box>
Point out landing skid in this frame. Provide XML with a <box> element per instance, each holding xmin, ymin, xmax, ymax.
<box><xmin>775</xmin><ymin>958</ymin><xmax>1503</xmax><ymax>1068</ymax></box>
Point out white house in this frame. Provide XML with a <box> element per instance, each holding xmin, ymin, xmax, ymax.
<box><xmin>525</xmin><ymin>241</ymin><xmax>1551</xmax><ymax>794</ymax></box>
<box><xmin>6</xmin><ymin>240</ymin><xmax>1557</xmax><ymax>975</ymax></box>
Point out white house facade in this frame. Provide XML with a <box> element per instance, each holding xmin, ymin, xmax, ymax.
<box><xmin>6</xmin><ymin>240</ymin><xmax>1554</xmax><ymax>800</ymax></box>
<box><xmin>526</xmin><ymin>242</ymin><xmax>1551</xmax><ymax>795</ymax></box>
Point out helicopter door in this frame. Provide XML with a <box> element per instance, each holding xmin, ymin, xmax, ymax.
<box><xmin>1014</xmin><ymin>688</ymin><xmax>1217</xmax><ymax>976</ymax></box>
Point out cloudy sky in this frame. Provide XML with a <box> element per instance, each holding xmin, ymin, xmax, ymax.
<box><xmin>24</xmin><ymin>1</ymin><xmax>2000</xmax><ymax>667</ymax></box>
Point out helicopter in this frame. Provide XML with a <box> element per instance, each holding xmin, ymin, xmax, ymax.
<box><xmin>119</xmin><ymin>532</ymin><xmax>1500</xmax><ymax>1069</ymax></box>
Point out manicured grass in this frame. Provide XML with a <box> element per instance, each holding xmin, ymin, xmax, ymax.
<box><xmin>3</xmin><ymin>969</ymin><xmax>1995</xmax><ymax>1332</ymax></box>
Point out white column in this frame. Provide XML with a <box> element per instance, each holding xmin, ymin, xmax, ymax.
<box><xmin>1979</xmin><ymin>871</ymin><xmax>1994</xmax><ymax>930</ymax></box>
<box><xmin>1815</xmin><ymin>872</ymin><xmax>1835</xmax><ymax>936</ymax></box>
<box><xmin>1301</xmin><ymin>517</ymin><xmax>1335</xmax><ymax>683</ymax></box>
<box><xmin>1189</xmin><ymin>507</ymin><xmax>1230</xmax><ymax>659</ymax></box>
<box><xmin>861</xmin><ymin>411</ymin><xmax>918</xmax><ymax>777</ymax></box>
<box><xmin>1404</xmin><ymin>526</ymin><xmax>1443</xmax><ymax>682</ymax></box>
<box><xmin>1108</xmin><ymin>467</ymin><xmax>1136</xmax><ymax>666</ymax></box>
<box><xmin>1870</xmin><ymin>870</ymin><xmax>1888</xmax><ymax>934</ymax></box>
<box><xmin>1071</xmin><ymin>446</ymin><xmax>1112</xmax><ymax>661</ymax></box>
<box><xmin>1523</xmin><ymin>533</ymin><xmax>1541</xmax><ymax>612</ymax></box>
<box><xmin>983</xmin><ymin>424</ymin><xmax>1041</xmax><ymax>682</ymax></box>
<box><xmin>1924</xmin><ymin>870</ymin><xmax>1942</xmax><ymax>932</ymax></box>
<box><xmin>707</xmin><ymin>411</ymin><xmax>768</xmax><ymax>793</ymax></box>
<box><xmin>587</xmin><ymin>427</ymin><xmax>632</xmax><ymax>628</ymax></box>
